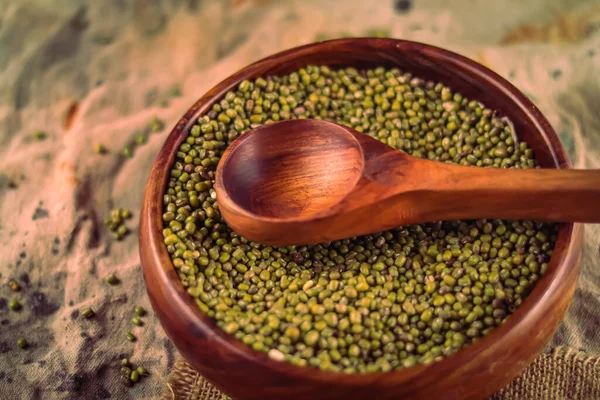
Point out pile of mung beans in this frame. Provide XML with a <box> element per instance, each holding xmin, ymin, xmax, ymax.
<box><xmin>161</xmin><ymin>65</ymin><xmax>556</xmax><ymax>373</ymax></box>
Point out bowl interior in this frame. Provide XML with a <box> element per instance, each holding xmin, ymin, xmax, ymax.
<box><xmin>141</xmin><ymin>38</ymin><xmax>580</xmax><ymax>399</ymax></box>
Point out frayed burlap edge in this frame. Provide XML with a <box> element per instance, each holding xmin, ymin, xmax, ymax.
<box><xmin>163</xmin><ymin>358</ymin><xmax>225</xmax><ymax>400</ymax></box>
<box><xmin>163</xmin><ymin>346</ymin><xmax>600</xmax><ymax>400</ymax></box>
<box><xmin>489</xmin><ymin>347</ymin><xmax>600</xmax><ymax>400</ymax></box>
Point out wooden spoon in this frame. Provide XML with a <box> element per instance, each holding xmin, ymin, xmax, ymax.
<box><xmin>215</xmin><ymin>119</ymin><xmax>600</xmax><ymax>246</ymax></box>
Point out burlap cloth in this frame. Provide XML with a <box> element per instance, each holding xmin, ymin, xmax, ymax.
<box><xmin>164</xmin><ymin>347</ymin><xmax>600</xmax><ymax>400</ymax></box>
<box><xmin>1</xmin><ymin>0</ymin><xmax>599</xmax><ymax>399</ymax></box>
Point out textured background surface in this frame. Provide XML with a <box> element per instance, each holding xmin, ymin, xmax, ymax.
<box><xmin>0</xmin><ymin>0</ymin><xmax>599</xmax><ymax>399</ymax></box>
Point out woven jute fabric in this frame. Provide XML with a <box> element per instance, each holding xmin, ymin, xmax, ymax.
<box><xmin>163</xmin><ymin>359</ymin><xmax>223</xmax><ymax>400</ymax></box>
<box><xmin>163</xmin><ymin>347</ymin><xmax>600</xmax><ymax>400</ymax></box>
<box><xmin>490</xmin><ymin>347</ymin><xmax>600</xmax><ymax>400</ymax></box>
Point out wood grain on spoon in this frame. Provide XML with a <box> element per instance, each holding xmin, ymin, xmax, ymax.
<box><xmin>215</xmin><ymin>119</ymin><xmax>600</xmax><ymax>246</ymax></box>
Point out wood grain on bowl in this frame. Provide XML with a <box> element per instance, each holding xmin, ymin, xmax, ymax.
<box><xmin>139</xmin><ymin>38</ymin><xmax>583</xmax><ymax>400</ymax></box>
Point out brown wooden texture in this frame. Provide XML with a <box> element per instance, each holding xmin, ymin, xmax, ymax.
<box><xmin>215</xmin><ymin>119</ymin><xmax>600</xmax><ymax>246</ymax></box>
<box><xmin>220</xmin><ymin>121</ymin><xmax>364</xmax><ymax>220</ymax></box>
<box><xmin>139</xmin><ymin>38</ymin><xmax>584</xmax><ymax>400</ymax></box>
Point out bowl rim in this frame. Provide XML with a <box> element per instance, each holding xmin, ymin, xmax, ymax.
<box><xmin>140</xmin><ymin>38</ymin><xmax>582</xmax><ymax>387</ymax></box>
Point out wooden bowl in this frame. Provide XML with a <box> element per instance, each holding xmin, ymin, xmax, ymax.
<box><xmin>139</xmin><ymin>39</ymin><xmax>583</xmax><ymax>400</ymax></box>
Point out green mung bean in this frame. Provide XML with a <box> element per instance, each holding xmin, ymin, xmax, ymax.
<box><xmin>95</xmin><ymin>143</ymin><xmax>107</xmax><ymax>154</ymax></box>
<box><xmin>81</xmin><ymin>307</ymin><xmax>94</xmax><ymax>318</ymax></box>
<box><xmin>105</xmin><ymin>273</ymin><xmax>119</xmax><ymax>285</ymax></box>
<box><xmin>137</xmin><ymin>366</ymin><xmax>148</xmax><ymax>375</ymax></box>
<box><xmin>33</xmin><ymin>131</ymin><xmax>47</xmax><ymax>140</ymax></box>
<box><xmin>8</xmin><ymin>280</ymin><xmax>21</xmax><ymax>292</ymax></box>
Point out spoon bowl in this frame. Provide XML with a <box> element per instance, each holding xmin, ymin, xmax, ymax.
<box><xmin>220</xmin><ymin>120</ymin><xmax>364</xmax><ymax>220</ymax></box>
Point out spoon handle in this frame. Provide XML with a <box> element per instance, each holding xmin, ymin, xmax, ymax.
<box><xmin>414</xmin><ymin>163</ymin><xmax>600</xmax><ymax>223</ymax></box>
